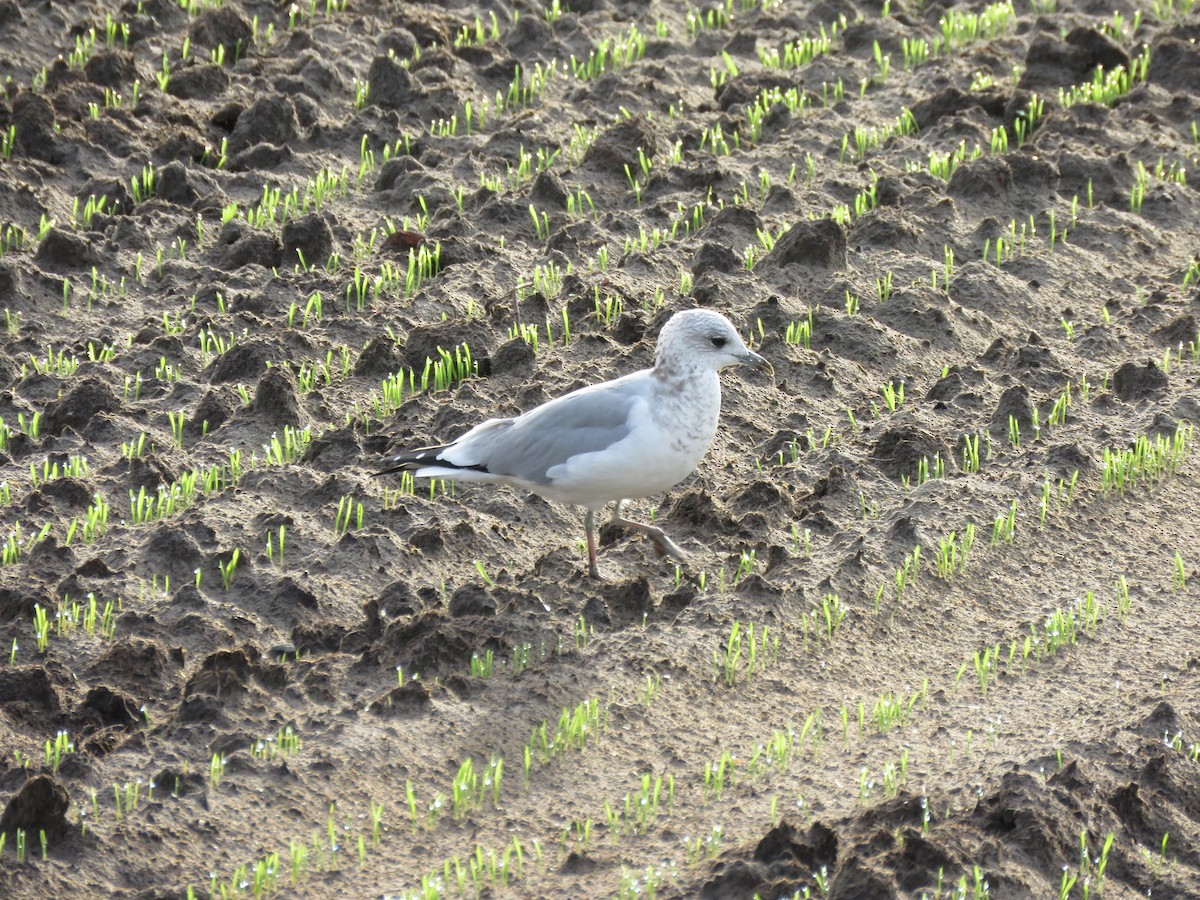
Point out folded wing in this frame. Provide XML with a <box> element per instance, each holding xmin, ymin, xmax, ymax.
<box><xmin>378</xmin><ymin>372</ymin><xmax>649</xmax><ymax>488</ymax></box>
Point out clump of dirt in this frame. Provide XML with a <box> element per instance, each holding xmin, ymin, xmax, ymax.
<box><xmin>1</xmin><ymin>0</ymin><xmax>1199</xmax><ymax>897</ymax></box>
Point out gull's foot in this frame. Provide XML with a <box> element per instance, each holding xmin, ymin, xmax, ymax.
<box><xmin>646</xmin><ymin>529</ymin><xmax>687</xmax><ymax>563</ymax></box>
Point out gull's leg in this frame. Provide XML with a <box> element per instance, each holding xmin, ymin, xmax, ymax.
<box><xmin>584</xmin><ymin>509</ymin><xmax>601</xmax><ymax>578</ymax></box>
<box><xmin>611</xmin><ymin>500</ymin><xmax>687</xmax><ymax>563</ymax></box>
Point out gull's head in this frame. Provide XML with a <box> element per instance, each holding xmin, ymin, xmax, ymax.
<box><xmin>655</xmin><ymin>309</ymin><xmax>773</xmax><ymax>375</ymax></box>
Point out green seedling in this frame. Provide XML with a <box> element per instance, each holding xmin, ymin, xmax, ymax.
<box><xmin>605</xmin><ymin>772</ymin><xmax>672</xmax><ymax>836</ymax></box>
<box><xmin>32</xmin><ymin>603</ymin><xmax>53</xmax><ymax>653</ymax></box>
<box><xmin>219</xmin><ymin>549</ymin><xmax>240</xmax><ymax>590</ymax></box>
<box><xmin>251</xmin><ymin>725</ymin><xmax>301</xmax><ymax>760</ymax></box>
<box><xmin>43</xmin><ymin>734</ymin><xmax>73</xmax><ymax>777</ymax></box>
<box><xmin>167</xmin><ymin>410</ymin><xmax>185</xmax><ymax>448</ymax></box>
<box><xmin>449</xmin><ymin>755</ymin><xmax>503</xmax><ymax>816</ymax></box>
<box><xmin>0</xmin><ymin>124</ymin><xmax>15</xmax><ymax>160</ymax></box>
<box><xmin>892</xmin><ymin>547</ymin><xmax>921</xmax><ymax>604</ymax></box>
<box><xmin>526</xmin><ymin>698</ymin><xmax>605</xmax><ymax>765</ymax></box>
<box><xmin>880</xmin><ymin>380</ymin><xmax>904</xmax><ymax>412</ymax></box>
<box><xmin>640</xmin><ymin>673</ymin><xmax>661</xmax><ymax>706</ymax></box>
<box><xmin>470</xmin><ymin>650</ymin><xmax>494</xmax><ymax>678</ymax></box>
<box><xmin>334</xmin><ymin>495</ymin><xmax>364</xmax><ymax>536</ymax></box>
<box><xmin>703</xmin><ymin>751</ymin><xmax>736</xmax><ymax>799</ymax></box>
<box><xmin>803</xmin><ymin>593</ymin><xmax>844</xmax><ymax>646</ymax></box>
<box><xmin>974</xmin><ymin>644</ymin><xmax>1000</xmax><ymax>696</ymax></box>
<box><xmin>784</xmin><ymin>307</ymin><xmax>815</xmax><ymax>347</ymax></box>
<box><xmin>881</xmin><ymin>750</ymin><xmax>909</xmax><ymax>798</ymax></box>
<box><xmin>510</xmin><ymin>643</ymin><xmax>531</xmax><ymax>676</ymax></box>
<box><xmin>876</xmin><ymin>270</ymin><xmax>894</xmax><ymax>301</ymax></box>
<box><xmin>1101</xmin><ymin>422</ymin><xmax>1192</xmax><ymax>494</ymax></box>
<box><xmin>935</xmin><ymin>524</ymin><xmax>975</xmax><ymax>579</ymax></box>
<box><xmin>1115</xmin><ymin>574</ymin><xmax>1132</xmax><ymax>618</ymax></box>
<box><xmin>687</xmin><ymin>824</ymin><xmax>725</xmax><ymax>863</ymax></box>
<box><xmin>990</xmin><ymin>500</ymin><xmax>1018</xmax><ymax>545</ymax></box>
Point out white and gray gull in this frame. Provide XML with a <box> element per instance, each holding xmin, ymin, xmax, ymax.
<box><xmin>376</xmin><ymin>308</ymin><xmax>772</xmax><ymax>577</ymax></box>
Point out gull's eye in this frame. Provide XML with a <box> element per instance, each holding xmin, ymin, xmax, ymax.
<box><xmin>710</xmin><ymin>336</ymin><xmax>728</xmax><ymax>348</ymax></box>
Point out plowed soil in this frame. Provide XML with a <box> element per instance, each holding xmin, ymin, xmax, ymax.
<box><xmin>1</xmin><ymin>0</ymin><xmax>1199</xmax><ymax>898</ymax></box>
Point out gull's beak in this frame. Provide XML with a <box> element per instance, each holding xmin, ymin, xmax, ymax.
<box><xmin>740</xmin><ymin>348</ymin><xmax>774</xmax><ymax>377</ymax></box>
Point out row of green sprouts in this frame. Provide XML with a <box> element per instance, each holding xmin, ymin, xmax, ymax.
<box><xmin>382</xmin><ymin>696</ymin><xmax>607</xmax><ymax>896</ymax></box>
<box><xmin>711</xmin><ymin>621</ymin><xmax>779</xmax><ymax>686</ymax></box>
<box><xmin>23</xmin><ymin>592</ymin><xmax>118</xmax><ymax>657</ymax></box>
<box><xmin>1101</xmin><ymin>422</ymin><xmax>1192</xmax><ymax>494</ymax></box>
<box><xmin>957</xmin><ymin>576</ymin><xmax>1142</xmax><ymax>699</ymax></box>
<box><xmin>20</xmin><ymin>568</ymin><xmax>1161</xmax><ymax>893</ymax></box>
<box><xmin>4</xmin><ymin>0</ymin><xmax>1186</xmax><ymax>293</ymax></box>
<box><xmin>0</xmin><ymin>429</ymin><xmax>306</xmax><ymax>575</ymax></box>
<box><xmin>454</xmin><ymin>570</ymin><xmax>1176</xmax><ymax>892</ymax></box>
<box><xmin>349</xmin><ymin>345</ymin><xmax>476</xmax><ymax>429</ymax></box>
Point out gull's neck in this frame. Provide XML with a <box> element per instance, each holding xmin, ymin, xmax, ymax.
<box><xmin>649</xmin><ymin>357</ymin><xmax>722</xmax><ymax>445</ymax></box>
<box><xmin>652</xmin><ymin>352</ymin><xmax>712</xmax><ymax>385</ymax></box>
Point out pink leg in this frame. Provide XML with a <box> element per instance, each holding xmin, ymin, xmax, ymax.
<box><xmin>612</xmin><ymin>501</ymin><xmax>687</xmax><ymax>563</ymax></box>
<box><xmin>584</xmin><ymin>510</ymin><xmax>600</xmax><ymax>578</ymax></box>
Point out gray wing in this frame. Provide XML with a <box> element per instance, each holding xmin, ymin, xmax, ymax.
<box><xmin>444</xmin><ymin>373</ymin><xmax>648</xmax><ymax>484</ymax></box>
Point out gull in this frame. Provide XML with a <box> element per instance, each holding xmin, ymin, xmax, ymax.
<box><xmin>377</xmin><ymin>308</ymin><xmax>772</xmax><ymax>577</ymax></box>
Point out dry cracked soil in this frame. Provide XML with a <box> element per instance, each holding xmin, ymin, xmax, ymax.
<box><xmin>1</xmin><ymin>0</ymin><xmax>1200</xmax><ymax>898</ymax></box>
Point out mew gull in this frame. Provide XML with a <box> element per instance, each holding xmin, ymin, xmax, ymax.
<box><xmin>377</xmin><ymin>308</ymin><xmax>771</xmax><ymax>577</ymax></box>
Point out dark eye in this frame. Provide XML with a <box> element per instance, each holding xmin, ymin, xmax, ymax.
<box><xmin>710</xmin><ymin>336</ymin><xmax>728</xmax><ymax>348</ymax></box>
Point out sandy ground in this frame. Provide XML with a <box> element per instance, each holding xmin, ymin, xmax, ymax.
<box><xmin>1</xmin><ymin>0</ymin><xmax>1200</xmax><ymax>897</ymax></box>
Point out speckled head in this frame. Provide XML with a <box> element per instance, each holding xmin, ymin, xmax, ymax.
<box><xmin>654</xmin><ymin>309</ymin><xmax>772</xmax><ymax>374</ymax></box>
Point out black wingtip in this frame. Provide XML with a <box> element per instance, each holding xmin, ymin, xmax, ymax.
<box><xmin>374</xmin><ymin>447</ymin><xmax>440</xmax><ymax>478</ymax></box>
<box><xmin>375</xmin><ymin>446</ymin><xmax>493</xmax><ymax>478</ymax></box>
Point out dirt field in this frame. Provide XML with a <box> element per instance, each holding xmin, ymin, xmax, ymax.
<box><xmin>1</xmin><ymin>0</ymin><xmax>1199</xmax><ymax>897</ymax></box>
